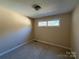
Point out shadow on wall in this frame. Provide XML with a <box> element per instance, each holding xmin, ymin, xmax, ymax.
<box><xmin>0</xmin><ymin>27</ymin><xmax>32</xmax><ymax>53</ymax></box>
<box><xmin>0</xmin><ymin>7</ymin><xmax>32</xmax><ymax>55</ymax></box>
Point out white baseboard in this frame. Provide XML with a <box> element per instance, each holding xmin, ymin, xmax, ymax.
<box><xmin>0</xmin><ymin>42</ymin><xmax>27</xmax><ymax>56</ymax></box>
<box><xmin>34</xmin><ymin>39</ymin><xmax>71</xmax><ymax>50</ymax></box>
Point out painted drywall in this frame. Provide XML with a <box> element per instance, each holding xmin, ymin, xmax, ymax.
<box><xmin>72</xmin><ymin>5</ymin><xmax>79</xmax><ymax>59</ymax></box>
<box><xmin>34</xmin><ymin>13</ymin><xmax>71</xmax><ymax>49</ymax></box>
<box><xmin>0</xmin><ymin>7</ymin><xmax>32</xmax><ymax>53</ymax></box>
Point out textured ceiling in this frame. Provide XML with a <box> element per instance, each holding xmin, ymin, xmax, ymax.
<box><xmin>0</xmin><ymin>0</ymin><xmax>78</xmax><ymax>18</ymax></box>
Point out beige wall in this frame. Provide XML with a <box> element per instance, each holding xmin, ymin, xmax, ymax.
<box><xmin>72</xmin><ymin>5</ymin><xmax>79</xmax><ymax>59</ymax></box>
<box><xmin>0</xmin><ymin>7</ymin><xmax>31</xmax><ymax>36</ymax></box>
<box><xmin>34</xmin><ymin>13</ymin><xmax>72</xmax><ymax>49</ymax></box>
<box><xmin>0</xmin><ymin>7</ymin><xmax>32</xmax><ymax>54</ymax></box>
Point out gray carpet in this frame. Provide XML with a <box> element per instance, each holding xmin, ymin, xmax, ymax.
<box><xmin>0</xmin><ymin>41</ymin><xmax>72</xmax><ymax>59</ymax></box>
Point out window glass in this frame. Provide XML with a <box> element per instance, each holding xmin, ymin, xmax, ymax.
<box><xmin>38</xmin><ymin>21</ymin><xmax>47</xmax><ymax>27</ymax></box>
<box><xmin>48</xmin><ymin>20</ymin><xmax>60</xmax><ymax>26</ymax></box>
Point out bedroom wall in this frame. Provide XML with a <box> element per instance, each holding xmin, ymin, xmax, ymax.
<box><xmin>0</xmin><ymin>7</ymin><xmax>32</xmax><ymax>54</ymax></box>
<box><xmin>72</xmin><ymin>5</ymin><xmax>79</xmax><ymax>59</ymax></box>
<box><xmin>34</xmin><ymin>12</ymin><xmax>72</xmax><ymax>49</ymax></box>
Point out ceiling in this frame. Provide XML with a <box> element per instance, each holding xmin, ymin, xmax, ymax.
<box><xmin>0</xmin><ymin>0</ymin><xmax>78</xmax><ymax>18</ymax></box>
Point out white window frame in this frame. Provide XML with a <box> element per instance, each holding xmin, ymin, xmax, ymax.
<box><xmin>38</xmin><ymin>19</ymin><xmax>60</xmax><ymax>27</ymax></box>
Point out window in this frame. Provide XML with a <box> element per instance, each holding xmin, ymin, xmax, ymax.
<box><xmin>48</xmin><ymin>20</ymin><xmax>60</xmax><ymax>26</ymax></box>
<box><xmin>38</xmin><ymin>21</ymin><xmax>47</xmax><ymax>27</ymax></box>
<box><xmin>38</xmin><ymin>20</ymin><xmax>60</xmax><ymax>27</ymax></box>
